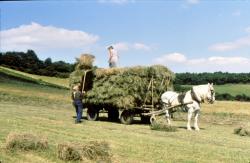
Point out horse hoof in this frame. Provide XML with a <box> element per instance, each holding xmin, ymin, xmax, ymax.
<box><xmin>195</xmin><ymin>128</ymin><xmax>200</xmax><ymax>131</ymax></box>
<box><xmin>187</xmin><ymin>128</ymin><xmax>192</xmax><ymax>131</ymax></box>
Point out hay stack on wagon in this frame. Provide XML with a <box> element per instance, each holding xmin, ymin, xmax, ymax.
<box><xmin>69</xmin><ymin>54</ymin><xmax>174</xmax><ymax>110</ymax></box>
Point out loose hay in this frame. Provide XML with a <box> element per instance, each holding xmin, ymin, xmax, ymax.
<box><xmin>76</xmin><ymin>54</ymin><xmax>95</xmax><ymax>70</ymax></box>
<box><xmin>234</xmin><ymin>126</ymin><xmax>250</xmax><ymax>136</ymax></box>
<box><xmin>5</xmin><ymin>132</ymin><xmax>48</xmax><ymax>151</ymax></box>
<box><xmin>150</xmin><ymin>121</ymin><xmax>177</xmax><ymax>132</ymax></box>
<box><xmin>58</xmin><ymin>141</ymin><xmax>112</xmax><ymax>162</ymax></box>
<box><xmin>58</xmin><ymin>143</ymin><xmax>81</xmax><ymax>161</ymax></box>
<box><xmin>69</xmin><ymin>54</ymin><xmax>175</xmax><ymax>110</ymax></box>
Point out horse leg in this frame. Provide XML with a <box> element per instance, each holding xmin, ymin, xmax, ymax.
<box><xmin>194</xmin><ymin>110</ymin><xmax>200</xmax><ymax>131</ymax></box>
<box><xmin>187</xmin><ymin>108</ymin><xmax>193</xmax><ymax>130</ymax></box>
<box><xmin>163</xmin><ymin>103</ymin><xmax>171</xmax><ymax>125</ymax></box>
<box><xmin>165</xmin><ymin>110</ymin><xmax>171</xmax><ymax>125</ymax></box>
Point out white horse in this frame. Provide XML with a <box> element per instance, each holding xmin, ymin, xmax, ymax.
<box><xmin>161</xmin><ymin>83</ymin><xmax>215</xmax><ymax>131</ymax></box>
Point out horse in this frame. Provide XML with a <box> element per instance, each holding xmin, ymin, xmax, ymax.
<box><xmin>161</xmin><ymin>83</ymin><xmax>215</xmax><ymax>131</ymax></box>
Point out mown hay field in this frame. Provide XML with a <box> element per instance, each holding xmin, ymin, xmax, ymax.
<box><xmin>1</xmin><ymin>71</ymin><xmax>250</xmax><ymax>162</ymax></box>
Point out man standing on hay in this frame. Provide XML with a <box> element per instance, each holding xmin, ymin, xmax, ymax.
<box><xmin>71</xmin><ymin>84</ymin><xmax>84</xmax><ymax>124</ymax></box>
<box><xmin>107</xmin><ymin>45</ymin><xmax>119</xmax><ymax>68</ymax></box>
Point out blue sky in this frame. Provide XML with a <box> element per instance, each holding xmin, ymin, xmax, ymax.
<box><xmin>1</xmin><ymin>0</ymin><xmax>250</xmax><ymax>72</ymax></box>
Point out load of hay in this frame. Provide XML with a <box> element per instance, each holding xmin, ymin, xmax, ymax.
<box><xmin>58</xmin><ymin>141</ymin><xmax>111</xmax><ymax>162</ymax></box>
<box><xmin>5</xmin><ymin>132</ymin><xmax>48</xmax><ymax>151</ymax></box>
<box><xmin>69</xmin><ymin>54</ymin><xmax>175</xmax><ymax>109</ymax></box>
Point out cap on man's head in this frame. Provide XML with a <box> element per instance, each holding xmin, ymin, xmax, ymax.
<box><xmin>108</xmin><ymin>46</ymin><xmax>114</xmax><ymax>50</ymax></box>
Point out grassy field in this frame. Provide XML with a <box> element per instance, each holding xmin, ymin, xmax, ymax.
<box><xmin>214</xmin><ymin>84</ymin><xmax>250</xmax><ymax>96</ymax></box>
<box><xmin>0</xmin><ymin>66</ymin><xmax>69</xmax><ymax>88</ymax></box>
<box><xmin>1</xmin><ymin>68</ymin><xmax>250</xmax><ymax>162</ymax></box>
<box><xmin>180</xmin><ymin>84</ymin><xmax>250</xmax><ymax>96</ymax></box>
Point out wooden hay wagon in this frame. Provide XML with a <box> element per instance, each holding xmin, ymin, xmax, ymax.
<box><xmin>69</xmin><ymin>54</ymin><xmax>176</xmax><ymax>125</ymax></box>
<box><xmin>79</xmin><ymin>69</ymin><xmax>174</xmax><ymax>125</ymax></box>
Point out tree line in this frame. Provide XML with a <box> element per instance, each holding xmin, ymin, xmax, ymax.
<box><xmin>0</xmin><ymin>50</ymin><xmax>75</xmax><ymax>78</ymax></box>
<box><xmin>175</xmin><ymin>72</ymin><xmax>250</xmax><ymax>85</ymax></box>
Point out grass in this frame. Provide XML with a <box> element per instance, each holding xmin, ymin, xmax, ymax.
<box><xmin>0</xmin><ymin>66</ymin><xmax>69</xmax><ymax>88</ymax></box>
<box><xmin>1</xmin><ymin>69</ymin><xmax>250</xmax><ymax>162</ymax></box>
<box><xmin>1</xmin><ymin>101</ymin><xmax>250</xmax><ymax>162</ymax></box>
<box><xmin>180</xmin><ymin>84</ymin><xmax>250</xmax><ymax>96</ymax></box>
<box><xmin>214</xmin><ymin>84</ymin><xmax>250</xmax><ymax>96</ymax></box>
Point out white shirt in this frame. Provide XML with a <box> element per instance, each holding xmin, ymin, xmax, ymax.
<box><xmin>109</xmin><ymin>49</ymin><xmax>118</xmax><ymax>63</ymax></box>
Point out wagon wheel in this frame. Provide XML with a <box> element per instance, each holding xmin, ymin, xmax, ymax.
<box><xmin>120</xmin><ymin>110</ymin><xmax>133</xmax><ymax>125</ymax></box>
<box><xmin>108</xmin><ymin>109</ymin><xmax>119</xmax><ymax>122</ymax></box>
<box><xmin>150</xmin><ymin>114</ymin><xmax>156</xmax><ymax>124</ymax></box>
<box><xmin>140</xmin><ymin>115</ymin><xmax>151</xmax><ymax>124</ymax></box>
<box><xmin>87</xmin><ymin>108</ymin><xmax>99</xmax><ymax>121</ymax></box>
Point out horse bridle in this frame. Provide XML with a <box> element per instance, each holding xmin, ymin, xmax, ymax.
<box><xmin>208</xmin><ymin>88</ymin><xmax>215</xmax><ymax>103</ymax></box>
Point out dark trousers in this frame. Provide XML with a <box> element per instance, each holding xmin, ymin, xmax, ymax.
<box><xmin>73</xmin><ymin>100</ymin><xmax>83</xmax><ymax>122</ymax></box>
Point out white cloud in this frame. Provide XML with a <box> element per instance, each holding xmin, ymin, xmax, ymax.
<box><xmin>154</xmin><ymin>53</ymin><xmax>186</xmax><ymax>64</ymax></box>
<box><xmin>133</xmin><ymin>43</ymin><xmax>151</xmax><ymax>51</ymax></box>
<box><xmin>111</xmin><ymin>42</ymin><xmax>151</xmax><ymax>51</ymax></box>
<box><xmin>98</xmin><ymin>0</ymin><xmax>135</xmax><ymax>4</ymax></box>
<box><xmin>209</xmin><ymin>26</ymin><xmax>250</xmax><ymax>52</ymax></box>
<box><xmin>186</xmin><ymin>0</ymin><xmax>200</xmax><ymax>4</ymax></box>
<box><xmin>113</xmin><ymin>42</ymin><xmax>129</xmax><ymax>51</ymax></box>
<box><xmin>208</xmin><ymin>56</ymin><xmax>249</xmax><ymax>65</ymax></box>
<box><xmin>1</xmin><ymin>22</ymin><xmax>99</xmax><ymax>52</ymax></box>
<box><xmin>209</xmin><ymin>36</ymin><xmax>250</xmax><ymax>51</ymax></box>
<box><xmin>154</xmin><ymin>53</ymin><xmax>250</xmax><ymax>72</ymax></box>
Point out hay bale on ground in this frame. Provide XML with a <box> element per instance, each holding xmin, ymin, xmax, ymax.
<box><xmin>69</xmin><ymin>55</ymin><xmax>175</xmax><ymax>109</ymax></box>
<box><xmin>58</xmin><ymin>141</ymin><xmax>112</xmax><ymax>162</ymax></box>
<box><xmin>234</xmin><ymin>126</ymin><xmax>250</xmax><ymax>136</ymax></box>
<box><xmin>5</xmin><ymin>132</ymin><xmax>48</xmax><ymax>151</ymax></box>
<box><xmin>58</xmin><ymin>143</ymin><xmax>81</xmax><ymax>161</ymax></box>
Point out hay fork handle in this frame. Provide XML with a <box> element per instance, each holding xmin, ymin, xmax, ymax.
<box><xmin>81</xmin><ymin>70</ymin><xmax>91</xmax><ymax>93</ymax></box>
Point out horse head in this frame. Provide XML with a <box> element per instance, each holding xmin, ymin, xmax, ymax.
<box><xmin>206</xmin><ymin>83</ymin><xmax>215</xmax><ymax>104</ymax></box>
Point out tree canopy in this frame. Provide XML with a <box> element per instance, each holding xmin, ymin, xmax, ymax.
<box><xmin>0</xmin><ymin>50</ymin><xmax>75</xmax><ymax>78</ymax></box>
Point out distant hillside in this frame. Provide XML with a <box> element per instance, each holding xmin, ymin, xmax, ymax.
<box><xmin>0</xmin><ymin>66</ymin><xmax>69</xmax><ymax>89</ymax></box>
